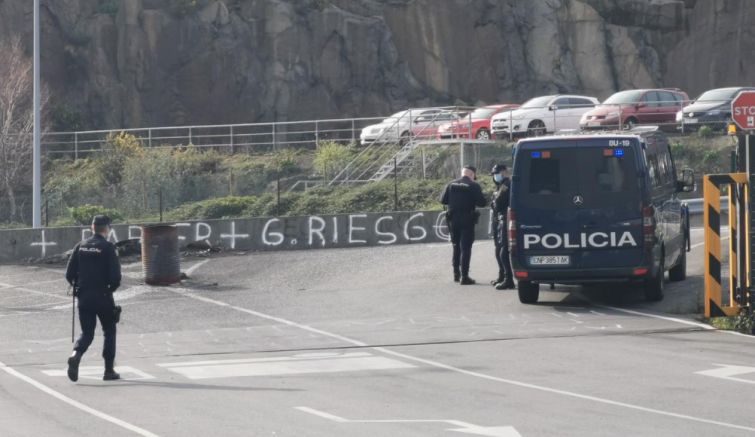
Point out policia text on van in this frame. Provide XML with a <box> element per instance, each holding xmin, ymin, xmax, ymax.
<box><xmin>508</xmin><ymin>130</ymin><xmax>694</xmax><ymax>304</ymax></box>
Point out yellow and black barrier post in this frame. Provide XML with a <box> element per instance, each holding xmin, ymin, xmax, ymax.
<box><xmin>704</xmin><ymin>173</ymin><xmax>750</xmax><ymax>317</ymax></box>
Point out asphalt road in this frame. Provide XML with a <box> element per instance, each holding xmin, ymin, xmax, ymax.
<box><xmin>2</xmin><ymin>228</ymin><xmax>755</xmax><ymax>437</ymax></box>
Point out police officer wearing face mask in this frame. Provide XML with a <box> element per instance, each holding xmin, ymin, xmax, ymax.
<box><xmin>490</xmin><ymin>164</ymin><xmax>514</xmax><ymax>290</ymax></box>
<box><xmin>440</xmin><ymin>166</ymin><xmax>487</xmax><ymax>285</ymax></box>
<box><xmin>65</xmin><ymin>215</ymin><xmax>122</xmax><ymax>382</ymax></box>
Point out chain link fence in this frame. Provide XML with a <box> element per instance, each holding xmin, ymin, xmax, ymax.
<box><xmin>0</xmin><ymin>108</ymin><xmax>744</xmax><ymax>229</ymax></box>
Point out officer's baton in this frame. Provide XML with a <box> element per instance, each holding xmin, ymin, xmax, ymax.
<box><xmin>68</xmin><ymin>285</ymin><xmax>76</xmax><ymax>343</ymax></box>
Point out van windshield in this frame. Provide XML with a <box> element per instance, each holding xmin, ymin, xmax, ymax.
<box><xmin>516</xmin><ymin>140</ymin><xmax>639</xmax><ymax>209</ymax></box>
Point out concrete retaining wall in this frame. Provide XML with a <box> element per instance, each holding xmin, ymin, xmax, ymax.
<box><xmin>0</xmin><ymin>210</ymin><xmax>495</xmax><ymax>264</ymax></box>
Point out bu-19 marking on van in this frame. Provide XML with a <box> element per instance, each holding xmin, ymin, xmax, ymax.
<box><xmin>509</xmin><ymin>128</ymin><xmax>695</xmax><ymax>304</ymax></box>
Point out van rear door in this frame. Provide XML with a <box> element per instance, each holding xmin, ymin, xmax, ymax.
<box><xmin>513</xmin><ymin>142</ymin><xmax>582</xmax><ymax>269</ymax></box>
<box><xmin>513</xmin><ymin>139</ymin><xmax>644</xmax><ymax>270</ymax></box>
<box><xmin>576</xmin><ymin>139</ymin><xmax>644</xmax><ymax>268</ymax></box>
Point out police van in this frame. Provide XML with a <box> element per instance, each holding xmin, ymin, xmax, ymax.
<box><xmin>508</xmin><ymin>128</ymin><xmax>695</xmax><ymax>304</ymax></box>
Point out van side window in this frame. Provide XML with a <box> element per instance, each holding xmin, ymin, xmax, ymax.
<box><xmin>647</xmin><ymin>154</ymin><xmax>661</xmax><ymax>188</ymax></box>
<box><xmin>529</xmin><ymin>160</ymin><xmax>560</xmax><ymax>194</ymax></box>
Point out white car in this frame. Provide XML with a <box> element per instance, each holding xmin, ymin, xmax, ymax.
<box><xmin>360</xmin><ymin>109</ymin><xmax>458</xmax><ymax>146</ymax></box>
<box><xmin>490</xmin><ymin>95</ymin><xmax>600</xmax><ymax>138</ymax></box>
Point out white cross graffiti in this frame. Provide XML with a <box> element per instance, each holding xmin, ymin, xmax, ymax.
<box><xmin>220</xmin><ymin>222</ymin><xmax>249</xmax><ymax>250</ymax></box>
<box><xmin>31</xmin><ymin>230</ymin><xmax>57</xmax><ymax>257</ymax></box>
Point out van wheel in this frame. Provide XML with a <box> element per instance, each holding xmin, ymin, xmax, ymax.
<box><xmin>518</xmin><ymin>281</ymin><xmax>540</xmax><ymax>304</ymax></box>
<box><xmin>669</xmin><ymin>247</ymin><xmax>686</xmax><ymax>282</ymax></box>
<box><xmin>644</xmin><ymin>258</ymin><xmax>665</xmax><ymax>302</ymax></box>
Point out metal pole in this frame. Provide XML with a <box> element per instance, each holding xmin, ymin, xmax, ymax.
<box><xmin>421</xmin><ymin>147</ymin><xmax>426</xmax><ymax>180</ymax></box>
<box><xmin>272</xmin><ymin>124</ymin><xmax>277</xmax><ymax>151</ymax></box>
<box><xmin>74</xmin><ymin>133</ymin><xmax>78</xmax><ymax>160</ymax></box>
<box><xmin>460</xmin><ymin>142</ymin><xmax>465</xmax><ymax>168</ymax></box>
<box><xmin>680</xmin><ymin>101</ymin><xmax>685</xmax><ymax>135</ymax></box>
<box><xmin>351</xmin><ymin>119</ymin><xmax>356</xmax><ymax>146</ymax></box>
<box><xmin>277</xmin><ymin>170</ymin><xmax>281</xmax><ymax>216</ymax></box>
<box><xmin>508</xmin><ymin>109</ymin><xmax>513</xmax><ymax>142</ymax></box>
<box><xmin>315</xmin><ymin>121</ymin><xmax>319</xmax><ymax>145</ymax></box>
<box><xmin>408</xmin><ymin>110</ymin><xmax>413</xmax><ymax>149</ymax></box>
<box><xmin>189</xmin><ymin>127</ymin><xmax>193</xmax><ymax>145</ymax></box>
<box><xmin>394</xmin><ymin>157</ymin><xmax>398</xmax><ymax>212</ymax></box>
<box><xmin>230</xmin><ymin>125</ymin><xmax>234</xmax><ymax>154</ymax></box>
<box><xmin>619</xmin><ymin>104</ymin><xmax>623</xmax><ymax>131</ymax></box>
<box><xmin>32</xmin><ymin>0</ymin><xmax>42</xmax><ymax>228</ymax></box>
<box><xmin>148</xmin><ymin>129</ymin><xmax>152</xmax><ymax>148</ymax></box>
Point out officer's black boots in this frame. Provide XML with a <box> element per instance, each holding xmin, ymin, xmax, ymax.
<box><xmin>453</xmin><ymin>268</ymin><xmax>461</xmax><ymax>282</ymax></box>
<box><xmin>496</xmin><ymin>278</ymin><xmax>515</xmax><ymax>290</ymax></box>
<box><xmin>67</xmin><ymin>351</ymin><xmax>83</xmax><ymax>382</ymax></box>
<box><xmin>103</xmin><ymin>361</ymin><xmax>121</xmax><ymax>381</ymax></box>
<box><xmin>460</xmin><ymin>276</ymin><xmax>476</xmax><ymax>285</ymax></box>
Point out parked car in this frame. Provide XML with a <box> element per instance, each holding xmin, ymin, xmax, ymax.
<box><xmin>580</xmin><ymin>89</ymin><xmax>689</xmax><ymax>131</ymax></box>
<box><xmin>437</xmin><ymin>104</ymin><xmax>519</xmax><ymax>140</ymax></box>
<box><xmin>509</xmin><ymin>129</ymin><xmax>694</xmax><ymax>304</ymax></box>
<box><xmin>676</xmin><ymin>87</ymin><xmax>755</xmax><ymax>132</ymax></box>
<box><xmin>490</xmin><ymin>95</ymin><xmax>599</xmax><ymax>139</ymax></box>
<box><xmin>359</xmin><ymin>109</ymin><xmax>459</xmax><ymax>146</ymax></box>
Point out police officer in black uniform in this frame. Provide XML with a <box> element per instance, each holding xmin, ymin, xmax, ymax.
<box><xmin>65</xmin><ymin>215</ymin><xmax>122</xmax><ymax>382</ymax></box>
<box><xmin>490</xmin><ymin>164</ymin><xmax>514</xmax><ymax>290</ymax></box>
<box><xmin>440</xmin><ymin>166</ymin><xmax>487</xmax><ymax>285</ymax></box>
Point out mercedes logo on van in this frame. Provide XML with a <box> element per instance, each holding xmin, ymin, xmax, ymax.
<box><xmin>573</xmin><ymin>196</ymin><xmax>584</xmax><ymax>206</ymax></box>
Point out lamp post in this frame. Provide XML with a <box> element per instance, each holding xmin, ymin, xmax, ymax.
<box><xmin>33</xmin><ymin>0</ymin><xmax>42</xmax><ymax>228</ymax></box>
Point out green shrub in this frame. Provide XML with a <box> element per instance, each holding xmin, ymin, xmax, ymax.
<box><xmin>314</xmin><ymin>141</ymin><xmax>354</xmax><ymax>180</ymax></box>
<box><xmin>167</xmin><ymin>196</ymin><xmax>257</xmax><ymax>220</ymax></box>
<box><xmin>68</xmin><ymin>205</ymin><xmax>124</xmax><ymax>226</ymax></box>
<box><xmin>99</xmin><ymin>1</ymin><xmax>118</xmax><ymax>16</ymax></box>
<box><xmin>698</xmin><ymin>125</ymin><xmax>715</xmax><ymax>139</ymax></box>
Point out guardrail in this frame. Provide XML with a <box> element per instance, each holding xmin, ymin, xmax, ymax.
<box><xmin>688</xmin><ymin>197</ymin><xmax>728</xmax><ymax>215</ymax></box>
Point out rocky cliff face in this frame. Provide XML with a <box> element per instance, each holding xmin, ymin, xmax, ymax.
<box><xmin>0</xmin><ymin>0</ymin><xmax>752</xmax><ymax>130</ymax></box>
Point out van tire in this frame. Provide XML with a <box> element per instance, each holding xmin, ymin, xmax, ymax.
<box><xmin>644</xmin><ymin>258</ymin><xmax>665</xmax><ymax>302</ymax></box>
<box><xmin>669</xmin><ymin>247</ymin><xmax>686</xmax><ymax>282</ymax></box>
<box><xmin>518</xmin><ymin>281</ymin><xmax>540</xmax><ymax>304</ymax></box>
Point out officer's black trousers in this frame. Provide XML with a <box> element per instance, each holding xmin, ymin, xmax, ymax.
<box><xmin>496</xmin><ymin>221</ymin><xmax>512</xmax><ymax>281</ymax></box>
<box><xmin>74</xmin><ymin>303</ymin><xmax>116</xmax><ymax>362</ymax></box>
<box><xmin>450</xmin><ymin>214</ymin><xmax>475</xmax><ymax>277</ymax></box>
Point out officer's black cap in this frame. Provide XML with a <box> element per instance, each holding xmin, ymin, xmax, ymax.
<box><xmin>92</xmin><ymin>215</ymin><xmax>111</xmax><ymax>226</ymax></box>
<box><xmin>463</xmin><ymin>165</ymin><xmax>477</xmax><ymax>174</ymax></box>
<box><xmin>490</xmin><ymin>164</ymin><xmax>508</xmax><ymax>175</ymax></box>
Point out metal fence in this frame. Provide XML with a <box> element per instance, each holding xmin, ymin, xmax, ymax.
<box><xmin>0</xmin><ymin>102</ymin><xmax>742</xmax><ymax>229</ymax></box>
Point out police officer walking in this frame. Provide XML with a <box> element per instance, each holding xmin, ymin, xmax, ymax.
<box><xmin>440</xmin><ymin>166</ymin><xmax>487</xmax><ymax>285</ymax></box>
<box><xmin>490</xmin><ymin>164</ymin><xmax>514</xmax><ymax>290</ymax></box>
<box><xmin>65</xmin><ymin>215</ymin><xmax>122</xmax><ymax>382</ymax></box>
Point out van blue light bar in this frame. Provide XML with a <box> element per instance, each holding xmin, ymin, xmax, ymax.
<box><xmin>615</xmin><ymin>149</ymin><xmax>624</xmax><ymax>156</ymax></box>
<box><xmin>531</xmin><ymin>152</ymin><xmax>541</xmax><ymax>158</ymax></box>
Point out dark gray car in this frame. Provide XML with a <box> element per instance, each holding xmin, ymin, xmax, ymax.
<box><xmin>678</xmin><ymin>87</ymin><xmax>755</xmax><ymax>131</ymax></box>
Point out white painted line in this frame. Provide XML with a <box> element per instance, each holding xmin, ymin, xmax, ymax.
<box><xmin>157</xmin><ymin>352</ymin><xmax>372</xmax><ymax>368</ymax></box>
<box><xmin>591</xmin><ymin>305</ymin><xmax>715</xmax><ymax>330</ymax></box>
<box><xmin>184</xmin><ymin>260</ymin><xmax>210</xmax><ymax>277</ymax></box>
<box><xmin>0</xmin><ymin>280</ymin><xmax>68</xmax><ymax>300</ymax></box>
<box><xmin>170</xmin><ymin>281</ymin><xmax>755</xmax><ymax>432</ymax></box>
<box><xmin>295</xmin><ymin>407</ymin><xmax>522</xmax><ymax>436</ymax></box>
<box><xmin>42</xmin><ymin>366</ymin><xmax>155</xmax><ymax>381</ymax></box>
<box><xmin>691</xmin><ymin>235</ymin><xmax>729</xmax><ymax>250</ymax></box>
<box><xmin>0</xmin><ymin>361</ymin><xmax>161</xmax><ymax>437</ymax></box>
<box><xmin>696</xmin><ymin>364</ymin><xmax>755</xmax><ymax>385</ymax></box>
<box><xmin>161</xmin><ymin>353</ymin><xmax>415</xmax><ymax>380</ymax></box>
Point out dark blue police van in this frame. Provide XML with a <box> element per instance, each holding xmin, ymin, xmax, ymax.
<box><xmin>508</xmin><ymin>129</ymin><xmax>695</xmax><ymax>304</ymax></box>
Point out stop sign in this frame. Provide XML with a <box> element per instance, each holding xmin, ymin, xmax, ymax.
<box><xmin>732</xmin><ymin>91</ymin><xmax>755</xmax><ymax>131</ymax></box>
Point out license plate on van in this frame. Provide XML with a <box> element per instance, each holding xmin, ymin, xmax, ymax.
<box><xmin>531</xmin><ymin>256</ymin><xmax>570</xmax><ymax>265</ymax></box>
<box><xmin>588</xmin><ymin>122</ymin><xmax>601</xmax><ymax>127</ymax></box>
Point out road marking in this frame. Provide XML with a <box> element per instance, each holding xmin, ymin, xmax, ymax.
<box><xmin>0</xmin><ymin>280</ymin><xmax>67</xmax><ymax>300</ymax></box>
<box><xmin>184</xmin><ymin>260</ymin><xmax>210</xmax><ymax>277</ymax></box>
<box><xmin>158</xmin><ymin>352</ymin><xmax>415</xmax><ymax>380</ymax></box>
<box><xmin>171</xmin><ymin>284</ymin><xmax>755</xmax><ymax>432</ymax></box>
<box><xmin>696</xmin><ymin>364</ymin><xmax>755</xmax><ymax>385</ymax></box>
<box><xmin>691</xmin><ymin>235</ymin><xmax>729</xmax><ymax>250</ymax></box>
<box><xmin>42</xmin><ymin>366</ymin><xmax>155</xmax><ymax>381</ymax></box>
<box><xmin>0</xmin><ymin>361</ymin><xmax>161</xmax><ymax>437</ymax></box>
<box><xmin>296</xmin><ymin>407</ymin><xmax>522</xmax><ymax>436</ymax></box>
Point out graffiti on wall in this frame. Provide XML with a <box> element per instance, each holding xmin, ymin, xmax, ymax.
<box><xmin>22</xmin><ymin>211</ymin><xmax>477</xmax><ymax>259</ymax></box>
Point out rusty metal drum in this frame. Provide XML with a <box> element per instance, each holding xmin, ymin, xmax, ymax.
<box><xmin>141</xmin><ymin>225</ymin><xmax>181</xmax><ymax>285</ymax></box>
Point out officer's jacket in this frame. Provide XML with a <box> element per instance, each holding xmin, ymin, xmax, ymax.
<box><xmin>492</xmin><ymin>178</ymin><xmax>511</xmax><ymax>217</ymax></box>
<box><xmin>66</xmin><ymin>234</ymin><xmax>122</xmax><ymax>295</ymax></box>
<box><xmin>440</xmin><ymin>176</ymin><xmax>487</xmax><ymax>212</ymax></box>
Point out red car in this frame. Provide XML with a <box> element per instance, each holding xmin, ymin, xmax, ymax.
<box><xmin>437</xmin><ymin>104</ymin><xmax>519</xmax><ymax>140</ymax></box>
<box><xmin>580</xmin><ymin>89</ymin><xmax>689</xmax><ymax>131</ymax></box>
